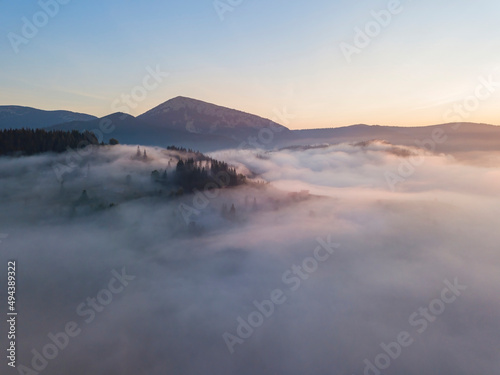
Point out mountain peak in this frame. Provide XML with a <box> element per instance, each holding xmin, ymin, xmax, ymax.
<box><xmin>104</xmin><ymin>112</ymin><xmax>136</xmax><ymax>120</ymax></box>
<box><xmin>138</xmin><ymin>96</ymin><xmax>289</xmax><ymax>135</ymax></box>
<box><xmin>142</xmin><ymin>96</ymin><xmax>245</xmax><ymax>115</ymax></box>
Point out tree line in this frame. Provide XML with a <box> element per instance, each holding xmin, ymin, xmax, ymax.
<box><xmin>0</xmin><ymin>129</ymin><xmax>100</xmax><ymax>156</ymax></box>
<box><xmin>152</xmin><ymin>158</ymin><xmax>246</xmax><ymax>193</ymax></box>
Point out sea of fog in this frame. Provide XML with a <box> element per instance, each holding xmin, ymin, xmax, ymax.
<box><xmin>1</xmin><ymin>143</ymin><xmax>499</xmax><ymax>375</ymax></box>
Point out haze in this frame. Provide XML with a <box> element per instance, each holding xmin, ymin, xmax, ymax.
<box><xmin>1</xmin><ymin>143</ymin><xmax>500</xmax><ymax>374</ymax></box>
<box><xmin>1</xmin><ymin>0</ymin><xmax>500</xmax><ymax>128</ymax></box>
<box><xmin>2</xmin><ymin>1</ymin><xmax>500</xmax><ymax>374</ymax></box>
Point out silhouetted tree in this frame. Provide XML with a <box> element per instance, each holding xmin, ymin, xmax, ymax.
<box><xmin>151</xmin><ymin>170</ymin><xmax>160</xmax><ymax>182</ymax></box>
<box><xmin>229</xmin><ymin>203</ymin><xmax>236</xmax><ymax>217</ymax></box>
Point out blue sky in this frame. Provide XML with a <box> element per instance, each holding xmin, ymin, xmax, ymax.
<box><xmin>1</xmin><ymin>0</ymin><xmax>500</xmax><ymax>128</ymax></box>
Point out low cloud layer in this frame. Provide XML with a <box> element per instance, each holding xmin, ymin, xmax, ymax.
<box><xmin>1</xmin><ymin>143</ymin><xmax>499</xmax><ymax>375</ymax></box>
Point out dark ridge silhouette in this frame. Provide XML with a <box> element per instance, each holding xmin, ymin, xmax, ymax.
<box><xmin>0</xmin><ymin>105</ymin><xmax>97</xmax><ymax>129</ymax></box>
<box><xmin>0</xmin><ymin>128</ymin><xmax>99</xmax><ymax>156</ymax></box>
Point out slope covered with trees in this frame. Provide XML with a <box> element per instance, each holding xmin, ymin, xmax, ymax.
<box><xmin>0</xmin><ymin>129</ymin><xmax>99</xmax><ymax>156</ymax></box>
<box><xmin>150</xmin><ymin>147</ymin><xmax>246</xmax><ymax>194</ymax></box>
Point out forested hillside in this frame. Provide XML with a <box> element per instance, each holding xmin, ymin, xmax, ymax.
<box><xmin>0</xmin><ymin>129</ymin><xmax>99</xmax><ymax>156</ymax></box>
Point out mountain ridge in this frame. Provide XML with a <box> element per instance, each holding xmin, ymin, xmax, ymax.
<box><xmin>2</xmin><ymin>98</ymin><xmax>500</xmax><ymax>154</ymax></box>
<box><xmin>0</xmin><ymin>105</ymin><xmax>97</xmax><ymax>129</ymax></box>
<box><xmin>2</xmin><ymin>99</ymin><xmax>499</xmax><ymax>132</ymax></box>
<box><xmin>138</xmin><ymin>96</ymin><xmax>289</xmax><ymax>136</ymax></box>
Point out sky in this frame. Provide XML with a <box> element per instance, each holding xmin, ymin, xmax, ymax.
<box><xmin>1</xmin><ymin>0</ymin><xmax>500</xmax><ymax>129</ymax></box>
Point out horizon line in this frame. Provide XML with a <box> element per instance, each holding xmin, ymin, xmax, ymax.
<box><xmin>1</xmin><ymin>98</ymin><xmax>499</xmax><ymax>130</ymax></box>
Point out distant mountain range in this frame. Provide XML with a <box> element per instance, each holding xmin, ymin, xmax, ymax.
<box><xmin>0</xmin><ymin>105</ymin><xmax>97</xmax><ymax>129</ymax></box>
<box><xmin>282</xmin><ymin>123</ymin><xmax>500</xmax><ymax>154</ymax></box>
<box><xmin>1</xmin><ymin>97</ymin><xmax>499</xmax><ymax>154</ymax></box>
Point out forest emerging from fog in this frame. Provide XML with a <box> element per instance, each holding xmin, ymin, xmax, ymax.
<box><xmin>1</xmin><ymin>136</ymin><xmax>500</xmax><ymax>375</ymax></box>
